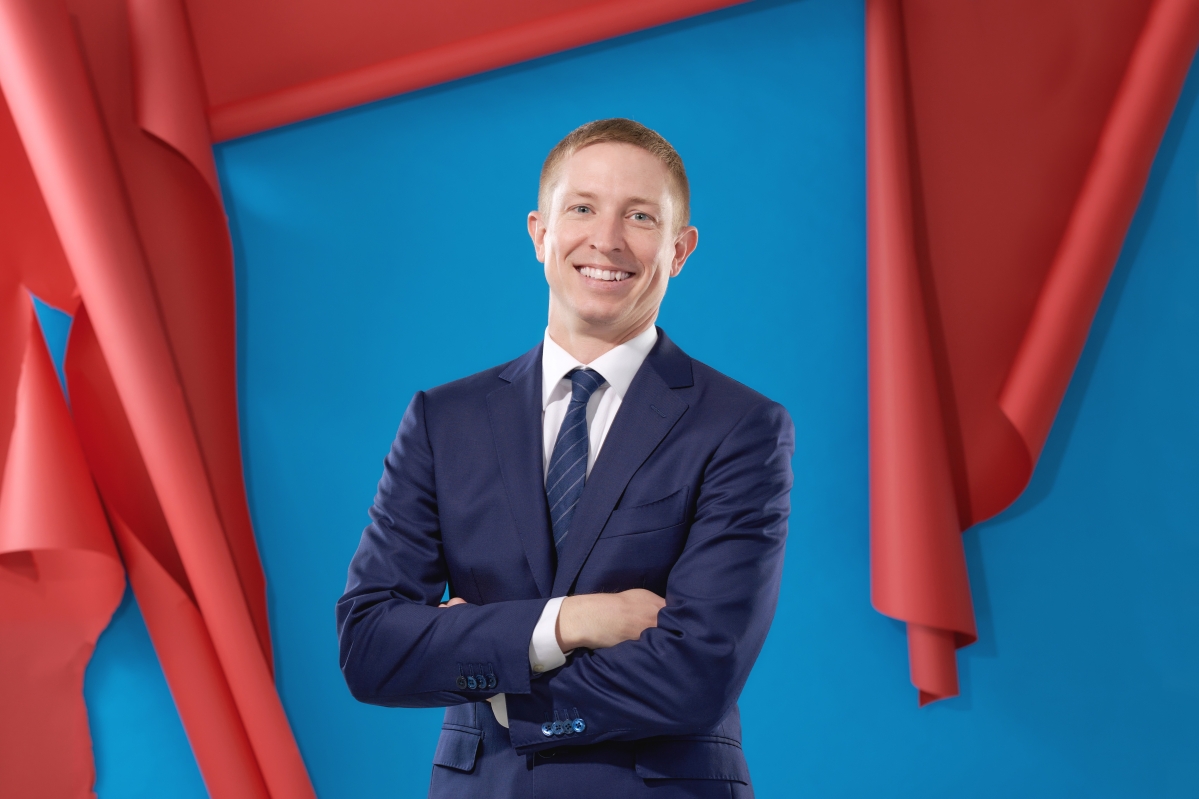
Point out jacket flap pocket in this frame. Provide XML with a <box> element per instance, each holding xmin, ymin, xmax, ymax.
<box><xmin>432</xmin><ymin>726</ymin><xmax>481</xmax><ymax>772</ymax></box>
<box><xmin>603</xmin><ymin>487</ymin><xmax>689</xmax><ymax>538</ymax></box>
<box><xmin>634</xmin><ymin>738</ymin><xmax>749</xmax><ymax>783</ymax></box>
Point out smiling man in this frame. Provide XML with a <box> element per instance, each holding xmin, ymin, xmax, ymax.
<box><xmin>337</xmin><ymin>119</ymin><xmax>794</xmax><ymax>799</ymax></box>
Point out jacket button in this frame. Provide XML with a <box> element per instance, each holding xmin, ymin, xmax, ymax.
<box><xmin>456</xmin><ymin>676</ymin><xmax>467</xmax><ymax>689</ymax></box>
<box><xmin>572</xmin><ymin>718</ymin><xmax>586</xmax><ymax>733</ymax></box>
<box><xmin>541</xmin><ymin>722</ymin><xmax>554</xmax><ymax>737</ymax></box>
<box><xmin>466</xmin><ymin>676</ymin><xmax>477</xmax><ymax>689</ymax></box>
<box><xmin>551</xmin><ymin>721</ymin><xmax>564</xmax><ymax>736</ymax></box>
<box><xmin>487</xmin><ymin>675</ymin><xmax>497</xmax><ymax>689</ymax></box>
<box><xmin>475</xmin><ymin>674</ymin><xmax>486</xmax><ymax>690</ymax></box>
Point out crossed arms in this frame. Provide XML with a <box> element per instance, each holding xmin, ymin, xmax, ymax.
<box><xmin>336</xmin><ymin>391</ymin><xmax>794</xmax><ymax>754</ymax></box>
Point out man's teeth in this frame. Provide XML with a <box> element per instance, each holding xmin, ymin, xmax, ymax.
<box><xmin>579</xmin><ymin>266</ymin><xmax>632</xmax><ymax>282</ymax></box>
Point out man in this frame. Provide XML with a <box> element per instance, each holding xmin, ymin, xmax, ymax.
<box><xmin>337</xmin><ymin>118</ymin><xmax>794</xmax><ymax>798</ymax></box>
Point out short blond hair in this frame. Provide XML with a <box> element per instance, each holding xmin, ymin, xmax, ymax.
<box><xmin>538</xmin><ymin>118</ymin><xmax>691</xmax><ymax>231</ymax></box>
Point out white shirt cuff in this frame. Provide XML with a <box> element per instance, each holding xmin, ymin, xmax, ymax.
<box><xmin>486</xmin><ymin>598</ymin><xmax>569</xmax><ymax>731</ymax></box>
<box><xmin>529</xmin><ymin>596</ymin><xmax>569</xmax><ymax>673</ymax></box>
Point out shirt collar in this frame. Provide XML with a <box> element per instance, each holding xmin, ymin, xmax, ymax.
<box><xmin>541</xmin><ymin>325</ymin><xmax>658</xmax><ymax>409</ymax></box>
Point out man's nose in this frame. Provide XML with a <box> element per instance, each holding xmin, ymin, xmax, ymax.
<box><xmin>587</xmin><ymin>211</ymin><xmax>624</xmax><ymax>253</ymax></box>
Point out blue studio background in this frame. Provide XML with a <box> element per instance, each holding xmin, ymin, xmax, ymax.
<box><xmin>57</xmin><ymin>0</ymin><xmax>1198</xmax><ymax>795</ymax></box>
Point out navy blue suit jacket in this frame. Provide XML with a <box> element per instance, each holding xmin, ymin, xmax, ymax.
<box><xmin>337</xmin><ymin>329</ymin><xmax>794</xmax><ymax>798</ymax></box>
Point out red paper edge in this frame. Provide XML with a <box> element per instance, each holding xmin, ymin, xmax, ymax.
<box><xmin>208</xmin><ymin>0</ymin><xmax>747</xmax><ymax>141</ymax></box>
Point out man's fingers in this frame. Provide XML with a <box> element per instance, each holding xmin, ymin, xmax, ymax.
<box><xmin>558</xmin><ymin>589</ymin><xmax>668</xmax><ymax>650</ymax></box>
<box><xmin>616</xmin><ymin>589</ymin><xmax>666</xmax><ymax>640</ymax></box>
<box><xmin>626</xmin><ymin>588</ymin><xmax>666</xmax><ymax>610</ymax></box>
<box><xmin>438</xmin><ymin>597</ymin><xmax>468</xmax><ymax>608</ymax></box>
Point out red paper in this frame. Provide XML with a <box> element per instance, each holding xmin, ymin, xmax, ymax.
<box><xmin>867</xmin><ymin>0</ymin><xmax>1199</xmax><ymax>704</ymax></box>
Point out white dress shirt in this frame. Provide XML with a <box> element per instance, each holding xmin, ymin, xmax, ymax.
<box><xmin>488</xmin><ymin>324</ymin><xmax>658</xmax><ymax>727</ymax></box>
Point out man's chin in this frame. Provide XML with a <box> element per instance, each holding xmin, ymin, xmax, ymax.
<box><xmin>550</xmin><ymin>292</ymin><xmax>657</xmax><ymax>337</ymax></box>
<box><xmin>562</xmin><ymin>297</ymin><xmax>619</xmax><ymax>321</ymax></box>
<box><xmin>570</xmin><ymin>307</ymin><xmax>656</xmax><ymax>337</ymax></box>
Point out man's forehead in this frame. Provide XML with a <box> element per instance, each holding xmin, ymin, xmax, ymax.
<box><xmin>553</xmin><ymin>144</ymin><xmax>673</xmax><ymax>201</ymax></box>
<box><xmin>561</xmin><ymin>141</ymin><xmax>668</xmax><ymax>173</ymax></box>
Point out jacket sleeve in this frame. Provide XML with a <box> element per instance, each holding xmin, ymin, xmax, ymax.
<box><xmin>504</xmin><ymin>400</ymin><xmax>795</xmax><ymax>753</ymax></box>
<box><xmin>335</xmin><ymin>391</ymin><xmax>548</xmax><ymax>707</ymax></box>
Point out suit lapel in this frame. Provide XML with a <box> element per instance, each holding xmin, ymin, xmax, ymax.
<box><xmin>551</xmin><ymin>331</ymin><xmax>693</xmax><ymax>597</ymax></box>
<box><xmin>487</xmin><ymin>344</ymin><xmax>554</xmax><ymax>597</ymax></box>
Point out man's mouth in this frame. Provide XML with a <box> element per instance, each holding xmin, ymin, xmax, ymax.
<box><xmin>577</xmin><ymin>265</ymin><xmax>633</xmax><ymax>282</ymax></box>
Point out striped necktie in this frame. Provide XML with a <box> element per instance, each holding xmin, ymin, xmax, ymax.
<box><xmin>546</xmin><ymin>368</ymin><xmax>605</xmax><ymax>556</ymax></box>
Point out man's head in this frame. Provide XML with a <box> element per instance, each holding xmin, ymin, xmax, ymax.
<box><xmin>529</xmin><ymin>119</ymin><xmax>699</xmax><ymax>355</ymax></box>
<box><xmin>538</xmin><ymin>118</ymin><xmax>691</xmax><ymax>231</ymax></box>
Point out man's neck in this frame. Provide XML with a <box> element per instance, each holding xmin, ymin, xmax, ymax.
<box><xmin>546</xmin><ymin>317</ymin><xmax>655</xmax><ymax>365</ymax></box>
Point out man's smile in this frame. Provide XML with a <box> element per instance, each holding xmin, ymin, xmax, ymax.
<box><xmin>575</xmin><ymin>264</ymin><xmax>634</xmax><ymax>283</ymax></box>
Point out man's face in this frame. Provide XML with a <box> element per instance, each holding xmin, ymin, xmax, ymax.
<box><xmin>529</xmin><ymin>142</ymin><xmax>698</xmax><ymax>342</ymax></box>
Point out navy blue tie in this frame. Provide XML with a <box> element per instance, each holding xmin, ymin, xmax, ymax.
<box><xmin>546</xmin><ymin>369</ymin><xmax>606</xmax><ymax>556</ymax></box>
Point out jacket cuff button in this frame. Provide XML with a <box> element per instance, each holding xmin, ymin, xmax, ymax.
<box><xmin>540</xmin><ymin>722</ymin><xmax>554</xmax><ymax>737</ymax></box>
<box><xmin>455</xmin><ymin>676</ymin><xmax>467</xmax><ymax>689</ymax></box>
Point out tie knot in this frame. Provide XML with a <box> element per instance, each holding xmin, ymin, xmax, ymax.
<box><xmin>568</xmin><ymin>369</ymin><xmax>605</xmax><ymax>404</ymax></box>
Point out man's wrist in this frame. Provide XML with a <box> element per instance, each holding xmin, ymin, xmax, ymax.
<box><xmin>556</xmin><ymin>594</ymin><xmax>592</xmax><ymax>651</ymax></box>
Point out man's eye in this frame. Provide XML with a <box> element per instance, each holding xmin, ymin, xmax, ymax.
<box><xmin>572</xmin><ymin>205</ymin><xmax>592</xmax><ymax>214</ymax></box>
<box><xmin>631</xmin><ymin>213</ymin><xmax>651</xmax><ymax>222</ymax></box>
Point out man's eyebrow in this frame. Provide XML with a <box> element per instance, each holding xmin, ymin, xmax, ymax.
<box><xmin>561</xmin><ymin>190</ymin><xmax>662</xmax><ymax>208</ymax></box>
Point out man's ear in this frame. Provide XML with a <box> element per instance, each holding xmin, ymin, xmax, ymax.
<box><xmin>670</xmin><ymin>225</ymin><xmax>699</xmax><ymax>277</ymax></box>
<box><xmin>528</xmin><ymin>210</ymin><xmax>547</xmax><ymax>263</ymax></box>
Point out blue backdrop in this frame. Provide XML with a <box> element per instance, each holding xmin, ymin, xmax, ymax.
<box><xmin>63</xmin><ymin>0</ymin><xmax>1197</xmax><ymax>795</ymax></box>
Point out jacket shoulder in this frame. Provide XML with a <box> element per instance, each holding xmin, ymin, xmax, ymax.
<box><xmin>684</xmin><ymin>359</ymin><xmax>795</xmax><ymax>463</ymax></box>
<box><xmin>423</xmin><ymin>360</ymin><xmax>511</xmax><ymax>402</ymax></box>
<box><xmin>417</xmin><ymin>347</ymin><xmax>534</xmax><ymax>421</ymax></box>
<box><xmin>687</xmin><ymin>357</ymin><xmax>786</xmax><ymax>416</ymax></box>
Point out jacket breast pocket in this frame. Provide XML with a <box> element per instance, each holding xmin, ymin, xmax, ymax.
<box><xmin>600</xmin><ymin>487</ymin><xmax>689</xmax><ymax>539</ymax></box>
<box><xmin>585</xmin><ymin>488</ymin><xmax>690</xmax><ymax>595</ymax></box>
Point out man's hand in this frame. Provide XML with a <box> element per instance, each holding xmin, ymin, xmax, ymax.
<box><xmin>438</xmin><ymin>590</ymin><xmax>664</xmax><ymax>652</ymax></box>
<box><xmin>556</xmin><ymin>589</ymin><xmax>666</xmax><ymax>651</ymax></box>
